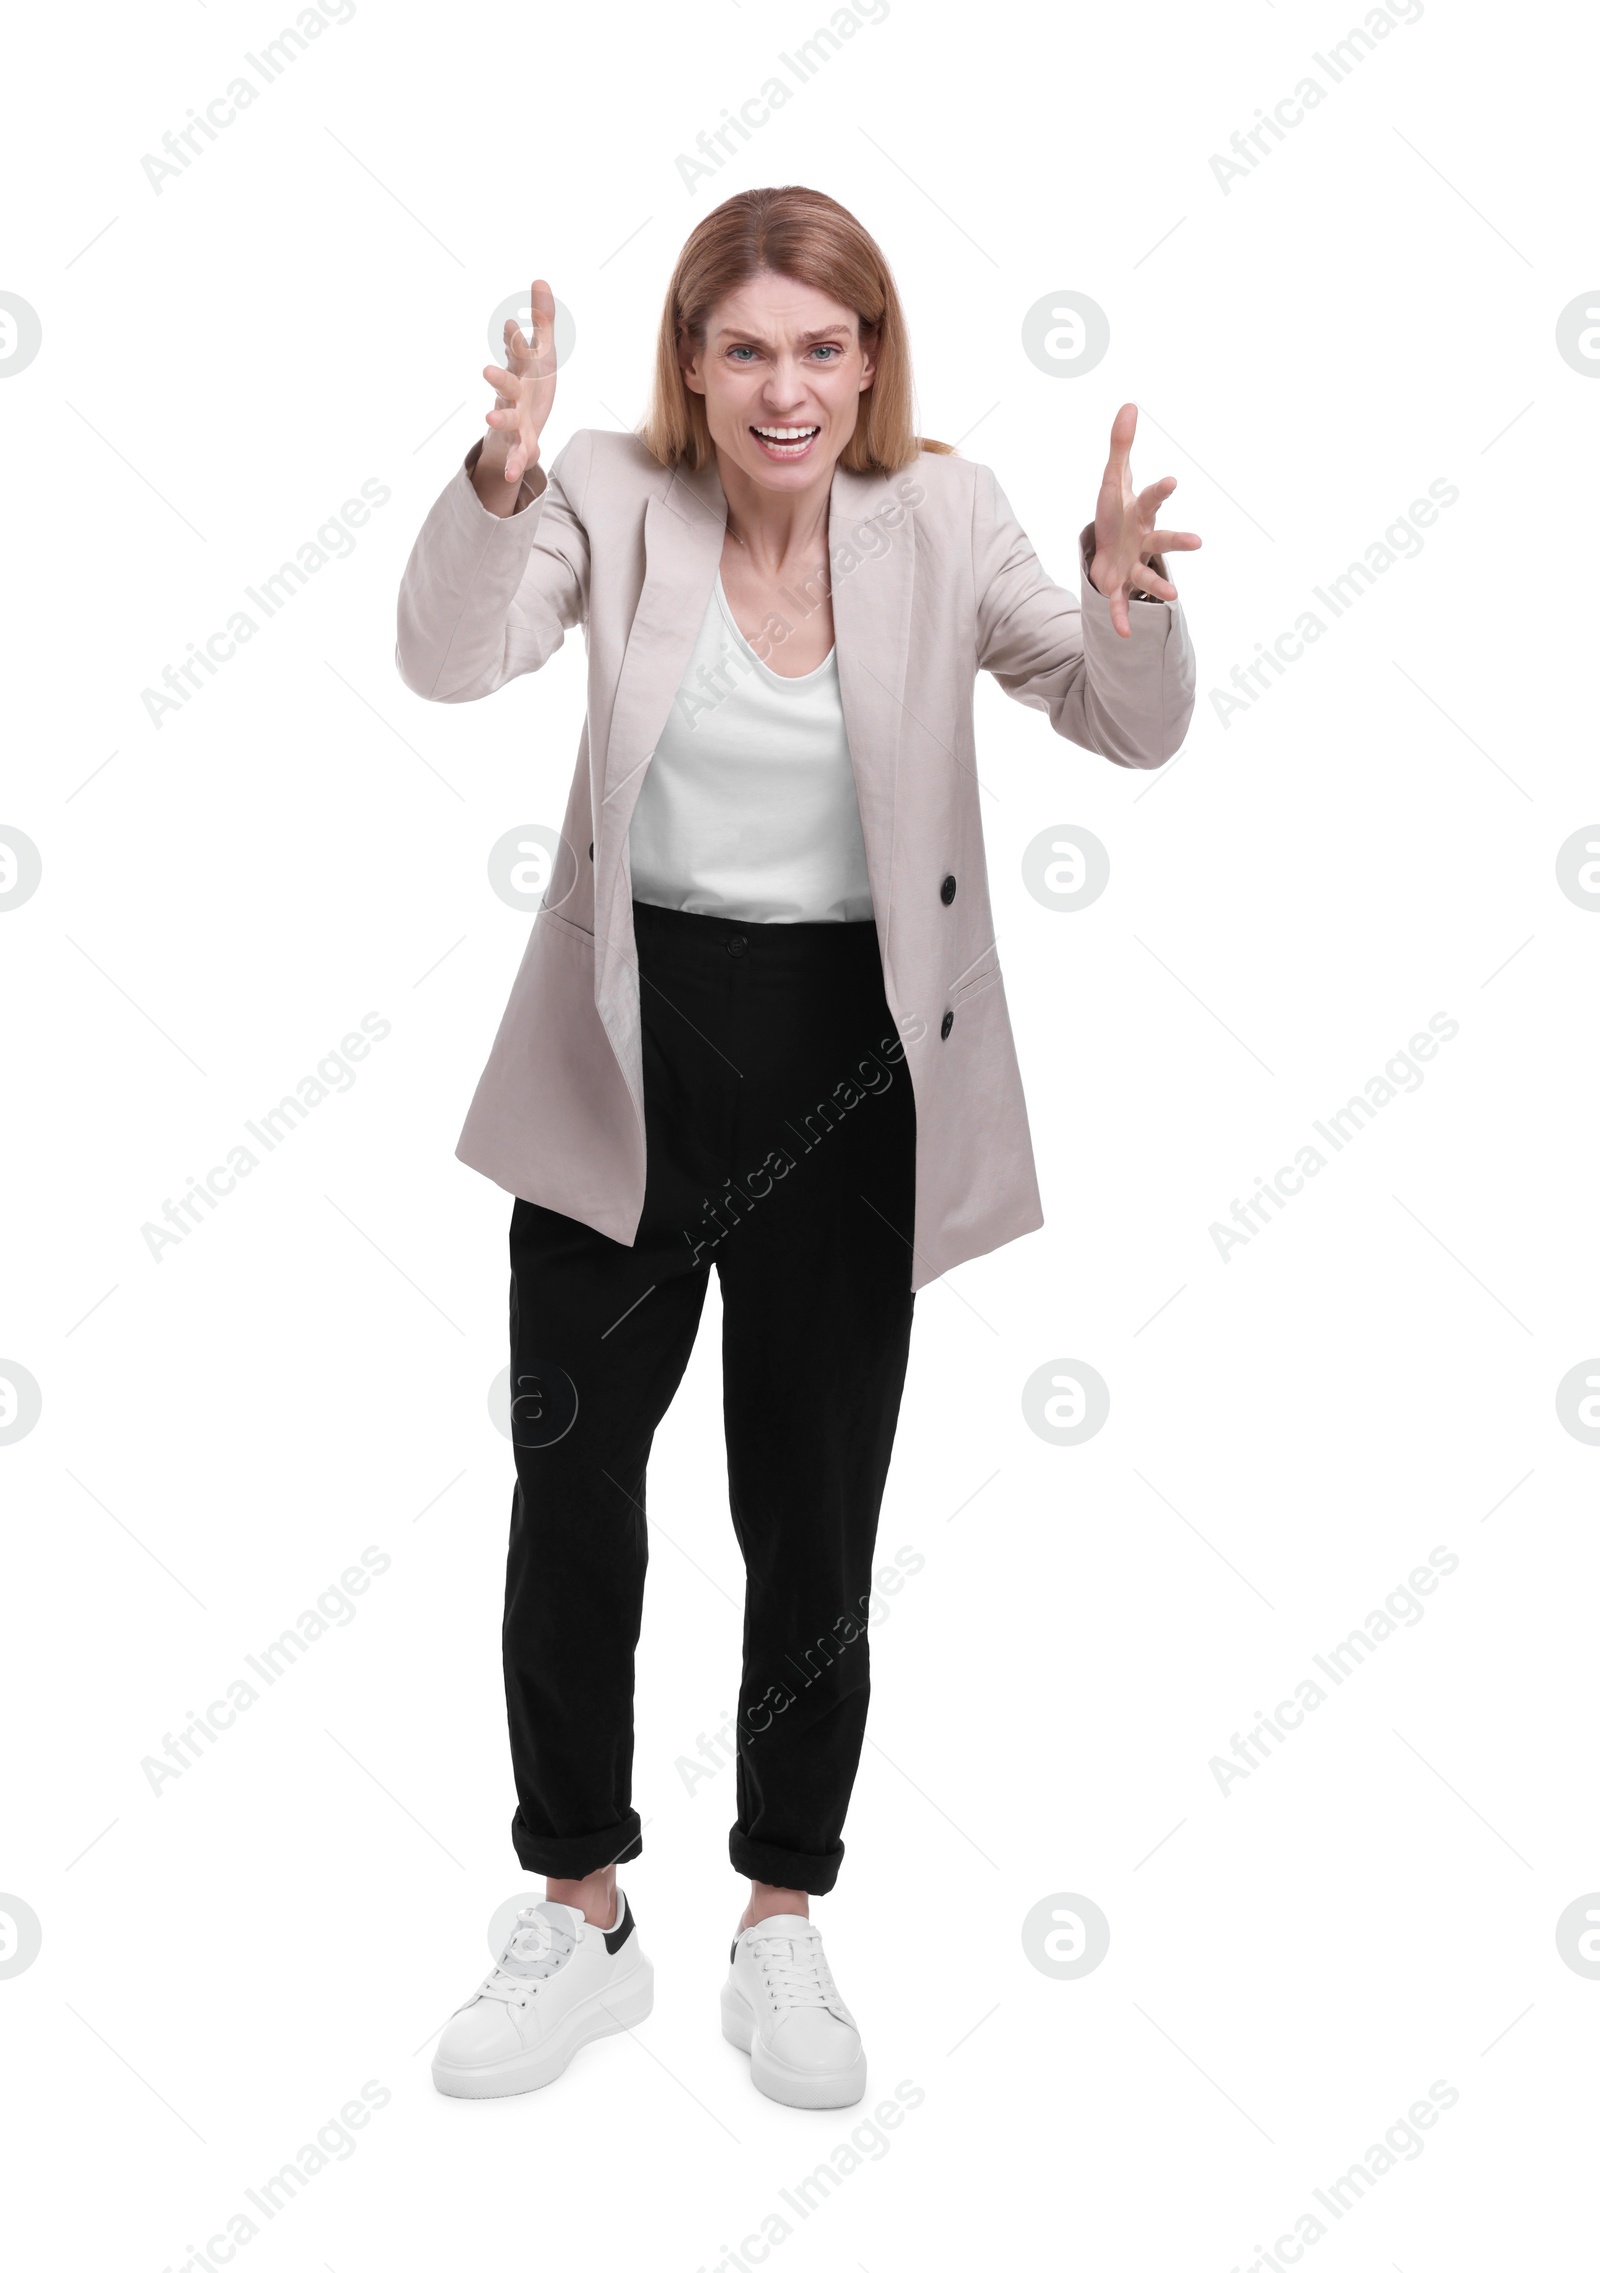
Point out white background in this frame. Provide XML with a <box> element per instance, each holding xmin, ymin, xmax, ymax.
<box><xmin>2</xmin><ymin>0</ymin><xmax>1594</xmax><ymax>2266</ymax></box>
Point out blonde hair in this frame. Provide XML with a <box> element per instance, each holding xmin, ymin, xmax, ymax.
<box><xmin>640</xmin><ymin>185</ymin><xmax>953</xmax><ymax>475</ymax></box>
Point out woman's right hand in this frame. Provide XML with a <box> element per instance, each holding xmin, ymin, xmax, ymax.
<box><xmin>473</xmin><ymin>278</ymin><xmax>558</xmax><ymax>513</ymax></box>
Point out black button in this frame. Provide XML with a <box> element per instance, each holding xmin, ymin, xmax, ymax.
<box><xmin>940</xmin><ymin>873</ymin><xmax>956</xmax><ymax>905</ymax></box>
<box><xmin>726</xmin><ymin>933</ymin><xmax>748</xmax><ymax>958</ymax></box>
<box><xmin>587</xmin><ymin>841</ymin><xmax>594</xmax><ymax>861</ymax></box>
<box><xmin>940</xmin><ymin>1009</ymin><xmax>954</xmax><ymax>1040</ymax></box>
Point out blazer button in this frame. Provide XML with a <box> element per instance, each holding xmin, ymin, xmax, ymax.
<box><xmin>940</xmin><ymin>873</ymin><xmax>956</xmax><ymax>905</ymax></box>
<box><xmin>940</xmin><ymin>1009</ymin><xmax>954</xmax><ymax>1040</ymax></box>
<box><xmin>726</xmin><ymin>933</ymin><xmax>748</xmax><ymax>958</ymax></box>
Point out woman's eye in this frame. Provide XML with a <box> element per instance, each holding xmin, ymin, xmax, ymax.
<box><xmin>725</xmin><ymin>344</ymin><xmax>843</xmax><ymax>362</ymax></box>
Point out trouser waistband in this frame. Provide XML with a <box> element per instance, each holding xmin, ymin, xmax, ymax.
<box><xmin>630</xmin><ymin>896</ymin><xmax>883</xmax><ymax>973</ymax></box>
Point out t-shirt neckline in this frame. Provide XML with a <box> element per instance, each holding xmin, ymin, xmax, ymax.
<box><xmin>714</xmin><ymin>571</ymin><xmax>836</xmax><ymax>687</ymax></box>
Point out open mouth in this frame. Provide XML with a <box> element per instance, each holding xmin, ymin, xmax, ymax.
<box><xmin>750</xmin><ymin>423</ymin><xmax>821</xmax><ymax>460</ymax></box>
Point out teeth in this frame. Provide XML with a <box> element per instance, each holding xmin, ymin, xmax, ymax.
<box><xmin>754</xmin><ymin>425</ymin><xmax>818</xmax><ymax>440</ymax></box>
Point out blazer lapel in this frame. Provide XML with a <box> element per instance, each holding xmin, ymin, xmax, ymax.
<box><xmin>828</xmin><ymin>458</ymin><xmax>916</xmax><ymax>941</ymax></box>
<box><xmin>599</xmin><ymin>458</ymin><xmax>728</xmax><ymax>828</ymax></box>
<box><xmin>592</xmin><ymin>455</ymin><xmax>727</xmax><ymax>1078</ymax></box>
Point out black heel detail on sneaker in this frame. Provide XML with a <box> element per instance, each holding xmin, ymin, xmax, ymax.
<box><xmin>604</xmin><ymin>1896</ymin><xmax>636</xmax><ymax>1956</ymax></box>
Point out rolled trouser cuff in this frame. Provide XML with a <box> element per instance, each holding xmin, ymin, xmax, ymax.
<box><xmin>511</xmin><ymin>1807</ymin><xmax>643</xmax><ymax>1878</ymax></box>
<box><xmin>729</xmin><ymin>1827</ymin><xmax>844</xmax><ymax>1897</ymax></box>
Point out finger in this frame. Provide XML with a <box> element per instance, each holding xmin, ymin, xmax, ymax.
<box><xmin>1147</xmin><ymin>528</ymin><xmax>1202</xmax><ymax>553</ymax></box>
<box><xmin>1107</xmin><ymin>400</ymin><xmax>1138</xmax><ymax>469</ymax></box>
<box><xmin>527</xmin><ymin>278</ymin><xmax>557</xmax><ymax>367</ymax></box>
<box><xmin>1110</xmin><ymin>589</ymin><xmax>1131</xmax><ymax>638</ymax></box>
<box><xmin>1136</xmin><ymin>474</ymin><xmax>1178</xmax><ymax>512</ymax></box>
<box><xmin>1130</xmin><ymin>565</ymin><xmax>1179</xmax><ymax>601</ymax></box>
<box><xmin>483</xmin><ymin>361</ymin><xmax>520</xmax><ymax>396</ymax></box>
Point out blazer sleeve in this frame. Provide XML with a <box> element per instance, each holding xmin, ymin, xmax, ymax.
<box><xmin>394</xmin><ymin>428</ymin><xmax>593</xmax><ymax>702</ymax></box>
<box><xmin>971</xmin><ymin>460</ymin><xmax>1196</xmax><ymax>769</ymax></box>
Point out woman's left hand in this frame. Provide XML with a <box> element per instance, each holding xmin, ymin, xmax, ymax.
<box><xmin>1088</xmin><ymin>402</ymin><xmax>1202</xmax><ymax>638</ymax></box>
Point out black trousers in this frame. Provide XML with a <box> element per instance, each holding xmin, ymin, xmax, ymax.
<box><xmin>503</xmin><ymin>897</ymin><xmax>917</xmax><ymax>1896</ymax></box>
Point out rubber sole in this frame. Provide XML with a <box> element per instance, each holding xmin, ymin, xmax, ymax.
<box><xmin>720</xmin><ymin>1978</ymin><xmax>867</xmax><ymax>2110</ymax></box>
<box><xmin>432</xmin><ymin>1960</ymin><xmax>654</xmax><ymax>2098</ymax></box>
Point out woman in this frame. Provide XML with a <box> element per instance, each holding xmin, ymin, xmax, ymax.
<box><xmin>396</xmin><ymin>185</ymin><xmax>1199</xmax><ymax>2111</ymax></box>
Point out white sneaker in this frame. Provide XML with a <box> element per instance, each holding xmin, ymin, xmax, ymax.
<box><xmin>721</xmin><ymin>1913</ymin><xmax>867</xmax><ymax>2109</ymax></box>
<box><xmin>432</xmin><ymin>1888</ymin><xmax>652</xmax><ymax>2098</ymax></box>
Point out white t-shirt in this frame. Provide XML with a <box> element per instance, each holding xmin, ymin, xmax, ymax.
<box><xmin>626</xmin><ymin>572</ymin><xmax>874</xmax><ymax>923</ymax></box>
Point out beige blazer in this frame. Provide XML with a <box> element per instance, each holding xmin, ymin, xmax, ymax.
<box><xmin>394</xmin><ymin>429</ymin><xmax>1196</xmax><ymax>1289</ymax></box>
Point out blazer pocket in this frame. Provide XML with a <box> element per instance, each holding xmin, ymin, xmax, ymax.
<box><xmin>950</xmin><ymin>942</ymin><xmax>1002</xmax><ymax>1001</ymax></box>
<box><xmin>535</xmin><ymin>904</ymin><xmax>595</xmax><ymax>945</ymax></box>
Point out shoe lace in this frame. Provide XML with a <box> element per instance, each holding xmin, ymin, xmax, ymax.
<box><xmin>473</xmin><ymin>1907</ymin><xmax>577</xmax><ymax>2010</ymax></box>
<box><xmin>751</xmin><ymin>1930</ymin><xmax>835</xmax><ymax>2012</ymax></box>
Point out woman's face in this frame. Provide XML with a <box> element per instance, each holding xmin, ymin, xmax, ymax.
<box><xmin>680</xmin><ymin>269</ymin><xmax>876</xmax><ymax>492</ymax></box>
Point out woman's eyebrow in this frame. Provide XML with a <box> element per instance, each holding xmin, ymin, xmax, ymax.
<box><xmin>709</xmin><ymin>323</ymin><xmax>854</xmax><ymax>344</ymax></box>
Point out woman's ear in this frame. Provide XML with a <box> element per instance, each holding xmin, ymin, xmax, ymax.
<box><xmin>677</xmin><ymin>328</ymin><xmax>706</xmax><ymax>397</ymax></box>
